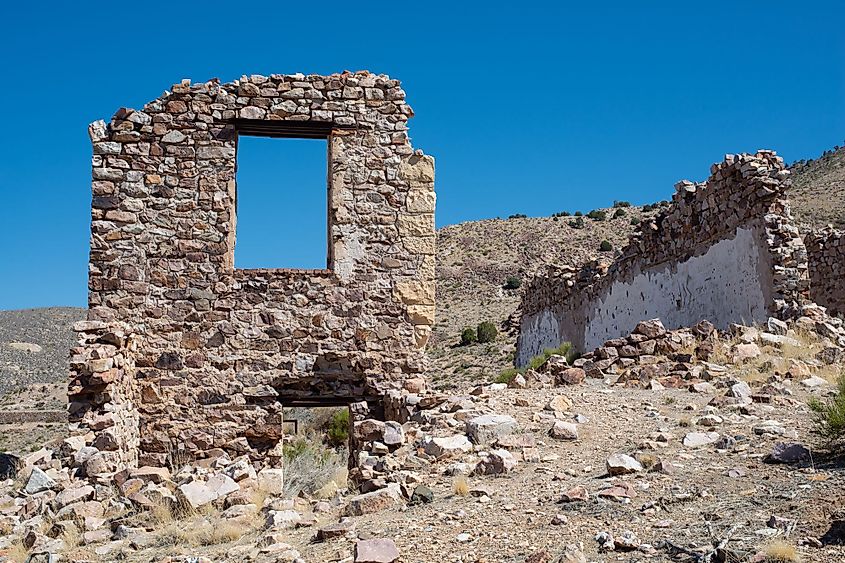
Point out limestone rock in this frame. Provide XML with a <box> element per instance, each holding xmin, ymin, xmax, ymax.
<box><xmin>465</xmin><ymin>414</ymin><xmax>518</xmax><ymax>445</ymax></box>
<box><xmin>24</xmin><ymin>467</ymin><xmax>56</xmax><ymax>495</ymax></box>
<box><xmin>423</xmin><ymin>435</ymin><xmax>472</xmax><ymax>458</ymax></box>
<box><xmin>549</xmin><ymin>421</ymin><xmax>579</xmax><ymax>441</ymax></box>
<box><xmin>682</xmin><ymin>431</ymin><xmax>720</xmax><ymax>448</ymax></box>
<box><xmin>344</xmin><ymin>484</ymin><xmax>403</xmax><ymax>516</ymax></box>
<box><xmin>355</xmin><ymin>538</ymin><xmax>400</xmax><ymax>563</ymax></box>
<box><xmin>257</xmin><ymin>468</ymin><xmax>285</xmax><ymax>495</ymax></box>
<box><xmin>606</xmin><ymin>453</ymin><xmax>643</xmax><ymax>475</ymax></box>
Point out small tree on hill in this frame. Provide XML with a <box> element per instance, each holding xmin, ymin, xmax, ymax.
<box><xmin>476</xmin><ymin>321</ymin><xmax>497</xmax><ymax>343</ymax></box>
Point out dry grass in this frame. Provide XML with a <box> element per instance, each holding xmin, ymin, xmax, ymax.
<box><xmin>762</xmin><ymin>540</ymin><xmax>801</xmax><ymax>562</ymax></box>
<box><xmin>3</xmin><ymin>541</ymin><xmax>29</xmax><ymax>563</ymax></box>
<box><xmin>452</xmin><ymin>475</ymin><xmax>469</xmax><ymax>496</ymax></box>
<box><xmin>152</xmin><ymin>510</ymin><xmax>257</xmax><ymax>548</ymax></box>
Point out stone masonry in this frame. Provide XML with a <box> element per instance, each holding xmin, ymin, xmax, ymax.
<box><xmin>516</xmin><ymin>151</ymin><xmax>808</xmax><ymax>365</ymax></box>
<box><xmin>806</xmin><ymin>228</ymin><xmax>845</xmax><ymax>316</ymax></box>
<box><xmin>70</xmin><ymin>72</ymin><xmax>435</xmax><ymax>474</ymax></box>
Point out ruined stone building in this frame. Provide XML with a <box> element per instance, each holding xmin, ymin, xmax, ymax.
<box><xmin>70</xmin><ymin>72</ymin><xmax>435</xmax><ymax>472</ymax></box>
<box><xmin>517</xmin><ymin>151</ymin><xmax>808</xmax><ymax>365</ymax></box>
<box><xmin>806</xmin><ymin>228</ymin><xmax>845</xmax><ymax>317</ymax></box>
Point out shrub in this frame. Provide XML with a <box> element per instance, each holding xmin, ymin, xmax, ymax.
<box><xmin>612</xmin><ymin>207</ymin><xmax>627</xmax><ymax>219</ymax></box>
<box><xmin>503</xmin><ymin>276</ymin><xmax>522</xmax><ymax>290</ymax></box>
<box><xmin>809</xmin><ymin>374</ymin><xmax>845</xmax><ymax>444</ymax></box>
<box><xmin>574</xmin><ymin>211</ymin><xmax>583</xmax><ymax>217</ymax></box>
<box><xmin>326</xmin><ymin>408</ymin><xmax>350</xmax><ymax>446</ymax></box>
<box><xmin>630</xmin><ymin>216</ymin><xmax>641</xmax><ymax>225</ymax></box>
<box><xmin>460</xmin><ymin>327</ymin><xmax>478</xmax><ymax>346</ymax></box>
<box><xmin>508</xmin><ymin>213</ymin><xmax>527</xmax><ymax>219</ymax></box>
<box><xmin>493</xmin><ymin>342</ymin><xmax>577</xmax><ymax>384</ymax></box>
<box><xmin>587</xmin><ymin>209</ymin><xmax>607</xmax><ymax>221</ymax></box>
<box><xmin>476</xmin><ymin>321</ymin><xmax>498</xmax><ymax>343</ymax></box>
<box><xmin>283</xmin><ymin>437</ymin><xmax>345</xmax><ymax>497</ymax></box>
<box><xmin>599</xmin><ymin>240</ymin><xmax>612</xmax><ymax>252</ymax></box>
<box><xmin>613</xmin><ymin>200</ymin><xmax>631</xmax><ymax>208</ymax></box>
<box><xmin>552</xmin><ymin>211</ymin><xmax>571</xmax><ymax>218</ymax></box>
<box><xmin>568</xmin><ymin>216</ymin><xmax>585</xmax><ymax>229</ymax></box>
<box><xmin>495</xmin><ymin>368</ymin><xmax>520</xmax><ymax>384</ymax></box>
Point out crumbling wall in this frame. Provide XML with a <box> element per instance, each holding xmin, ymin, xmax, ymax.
<box><xmin>72</xmin><ymin>72</ymin><xmax>435</xmax><ymax>472</ymax></box>
<box><xmin>517</xmin><ymin>151</ymin><xmax>808</xmax><ymax>365</ymax></box>
<box><xmin>806</xmin><ymin>228</ymin><xmax>845</xmax><ymax>316</ymax></box>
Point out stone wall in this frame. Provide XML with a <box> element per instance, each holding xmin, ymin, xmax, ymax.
<box><xmin>71</xmin><ymin>72</ymin><xmax>435</xmax><ymax>472</ymax></box>
<box><xmin>806</xmin><ymin>228</ymin><xmax>845</xmax><ymax>316</ymax></box>
<box><xmin>516</xmin><ymin>151</ymin><xmax>808</xmax><ymax>365</ymax></box>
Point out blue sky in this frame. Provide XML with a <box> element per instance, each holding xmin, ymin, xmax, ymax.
<box><xmin>1</xmin><ymin>1</ymin><xmax>843</xmax><ymax>309</ymax></box>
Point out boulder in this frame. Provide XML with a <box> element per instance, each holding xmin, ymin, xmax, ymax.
<box><xmin>178</xmin><ymin>480</ymin><xmax>217</xmax><ymax>509</ymax></box>
<box><xmin>473</xmin><ymin>449</ymin><xmax>517</xmax><ymax>475</ymax></box>
<box><xmin>423</xmin><ymin>435</ymin><xmax>472</xmax><ymax>458</ymax></box>
<box><xmin>24</xmin><ymin>467</ymin><xmax>56</xmax><ymax>494</ymax></box>
<box><xmin>545</xmin><ymin>395</ymin><xmax>573</xmax><ymax>412</ymax></box>
<box><xmin>549</xmin><ymin>421</ymin><xmax>578</xmax><ymax>441</ymax></box>
<box><xmin>466</xmin><ymin>414</ymin><xmax>518</xmax><ymax>445</ymax></box>
<box><xmin>605</xmin><ymin>453</ymin><xmax>642</xmax><ymax>475</ymax></box>
<box><xmin>355</xmin><ymin>538</ymin><xmax>400</xmax><ymax>563</ymax></box>
<box><xmin>634</xmin><ymin>319</ymin><xmax>666</xmax><ymax>338</ymax></box>
<box><xmin>344</xmin><ymin>484</ymin><xmax>403</xmax><ymax>516</ymax></box>
<box><xmin>257</xmin><ymin>468</ymin><xmax>285</xmax><ymax>495</ymax></box>
<box><xmin>682</xmin><ymin>432</ymin><xmax>720</xmax><ymax>448</ymax></box>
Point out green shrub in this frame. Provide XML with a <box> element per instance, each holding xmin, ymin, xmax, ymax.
<box><xmin>587</xmin><ymin>209</ymin><xmax>607</xmax><ymax>221</ymax></box>
<box><xmin>508</xmin><ymin>213</ymin><xmax>527</xmax><ymax>219</ymax></box>
<box><xmin>809</xmin><ymin>374</ymin><xmax>845</xmax><ymax>444</ymax></box>
<box><xmin>612</xmin><ymin>208</ymin><xmax>627</xmax><ymax>219</ymax></box>
<box><xmin>492</xmin><ymin>342</ymin><xmax>577</xmax><ymax>384</ymax></box>
<box><xmin>552</xmin><ymin>211</ymin><xmax>571</xmax><ymax>218</ymax></box>
<box><xmin>476</xmin><ymin>321</ymin><xmax>498</xmax><ymax>343</ymax></box>
<box><xmin>574</xmin><ymin>211</ymin><xmax>583</xmax><ymax>217</ymax></box>
<box><xmin>495</xmin><ymin>368</ymin><xmax>519</xmax><ymax>384</ymax></box>
<box><xmin>568</xmin><ymin>216</ymin><xmax>585</xmax><ymax>229</ymax></box>
<box><xmin>599</xmin><ymin>240</ymin><xmax>612</xmax><ymax>252</ymax></box>
<box><xmin>613</xmin><ymin>200</ymin><xmax>631</xmax><ymax>208</ymax></box>
<box><xmin>326</xmin><ymin>408</ymin><xmax>350</xmax><ymax>446</ymax></box>
<box><xmin>630</xmin><ymin>216</ymin><xmax>641</xmax><ymax>225</ymax></box>
<box><xmin>460</xmin><ymin>327</ymin><xmax>478</xmax><ymax>346</ymax></box>
<box><xmin>503</xmin><ymin>276</ymin><xmax>522</xmax><ymax>290</ymax></box>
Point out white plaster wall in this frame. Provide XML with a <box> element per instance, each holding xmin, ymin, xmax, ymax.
<box><xmin>517</xmin><ymin>225</ymin><xmax>773</xmax><ymax>365</ymax></box>
<box><xmin>516</xmin><ymin>310</ymin><xmax>561</xmax><ymax>366</ymax></box>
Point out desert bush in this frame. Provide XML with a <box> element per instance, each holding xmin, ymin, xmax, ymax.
<box><xmin>568</xmin><ymin>216</ymin><xmax>585</xmax><ymax>229</ymax></box>
<box><xmin>612</xmin><ymin>207</ymin><xmax>626</xmax><ymax>218</ymax></box>
<box><xmin>574</xmin><ymin>211</ymin><xmax>583</xmax><ymax>217</ymax></box>
<box><xmin>283</xmin><ymin>437</ymin><xmax>345</xmax><ymax>498</ymax></box>
<box><xmin>452</xmin><ymin>475</ymin><xmax>469</xmax><ymax>496</ymax></box>
<box><xmin>630</xmin><ymin>216</ymin><xmax>641</xmax><ymax>225</ymax></box>
<box><xmin>587</xmin><ymin>209</ymin><xmax>607</xmax><ymax>221</ymax></box>
<box><xmin>493</xmin><ymin>342</ymin><xmax>576</xmax><ymax>384</ymax></box>
<box><xmin>599</xmin><ymin>240</ymin><xmax>612</xmax><ymax>252</ymax></box>
<box><xmin>552</xmin><ymin>210</ymin><xmax>571</xmax><ymax>217</ymax></box>
<box><xmin>326</xmin><ymin>408</ymin><xmax>350</xmax><ymax>446</ymax></box>
<box><xmin>508</xmin><ymin>213</ymin><xmax>527</xmax><ymax>219</ymax></box>
<box><xmin>460</xmin><ymin>327</ymin><xmax>477</xmax><ymax>346</ymax></box>
<box><xmin>503</xmin><ymin>276</ymin><xmax>522</xmax><ymax>290</ymax></box>
<box><xmin>809</xmin><ymin>374</ymin><xmax>845</xmax><ymax>444</ymax></box>
<box><xmin>613</xmin><ymin>200</ymin><xmax>631</xmax><ymax>208</ymax></box>
<box><xmin>476</xmin><ymin>321</ymin><xmax>498</xmax><ymax>343</ymax></box>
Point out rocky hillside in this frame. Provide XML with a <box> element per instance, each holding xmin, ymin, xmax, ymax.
<box><xmin>0</xmin><ymin>308</ymin><xmax>84</xmax><ymax>398</ymax></box>
<box><xmin>789</xmin><ymin>145</ymin><xmax>845</xmax><ymax>229</ymax></box>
